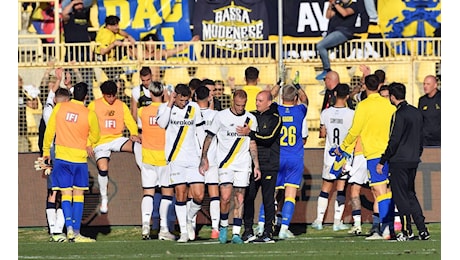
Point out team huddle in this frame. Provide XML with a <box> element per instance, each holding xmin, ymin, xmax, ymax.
<box><xmin>35</xmin><ymin>66</ymin><xmax>433</xmax><ymax>244</ymax></box>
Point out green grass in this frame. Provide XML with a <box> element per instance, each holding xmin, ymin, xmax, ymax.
<box><xmin>18</xmin><ymin>223</ymin><xmax>441</xmax><ymax>259</ymax></box>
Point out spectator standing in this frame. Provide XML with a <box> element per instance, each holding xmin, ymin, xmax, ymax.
<box><xmin>214</xmin><ymin>80</ymin><xmax>231</xmax><ymax>109</ymax></box>
<box><xmin>418</xmin><ymin>75</ymin><xmax>441</xmax><ymax>146</ymax></box>
<box><xmin>335</xmin><ymin>74</ymin><xmax>396</xmax><ymax>240</ymax></box>
<box><xmin>62</xmin><ymin>0</ymin><xmax>91</xmax><ymax>62</ymax></box>
<box><xmin>315</xmin><ymin>0</ymin><xmax>360</xmax><ymax>80</ymax></box>
<box><xmin>18</xmin><ymin>75</ymin><xmax>40</xmax><ymax>152</ymax></box>
<box><xmin>241</xmin><ymin>90</ymin><xmax>282</xmax><ymax>244</ymax></box>
<box><xmin>156</xmin><ymin>84</ymin><xmax>206</xmax><ymax>243</ymax></box>
<box><xmin>87</xmin><ymin>80</ymin><xmax>140</xmax><ymax>214</ymax></box>
<box><xmin>199</xmin><ymin>89</ymin><xmax>261</xmax><ymax>244</ymax></box>
<box><xmin>42</xmin><ymin>82</ymin><xmax>100</xmax><ymax>242</ymax></box>
<box><xmin>377</xmin><ymin>82</ymin><xmax>430</xmax><ymax>241</ymax></box>
<box><xmin>311</xmin><ymin>83</ymin><xmax>354</xmax><ymax>232</ymax></box>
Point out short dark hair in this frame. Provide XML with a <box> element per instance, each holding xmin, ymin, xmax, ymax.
<box><xmin>379</xmin><ymin>84</ymin><xmax>389</xmax><ymax>94</ymax></box>
<box><xmin>105</xmin><ymin>15</ymin><xmax>120</xmax><ymax>26</ymax></box>
<box><xmin>334</xmin><ymin>83</ymin><xmax>350</xmax><ymax>98</ymax></box>
<box><xmin>141</xmin><ymin>33</ymin><xmax>159</xmax><ymax>42</ymax></box>
<box><xmin>174</xmin><ymin>83</ymin><xmax>191</xmax><ymax>97</ymax></box>
<box><xmin>195</xmin><ymin>86</ymin><xmax>210</xmax><ymax>101</ymax></box>
<box><xmin>245</xmin><ymin>66</ymin><xmax>259</xmax><ymax>81</ymax></box>
<box><xmin>375</xmin><ymin>69</ymin><xmax>386</xmax><ymax>84</ymax></box>
<box><xmin>201</xmin><ymin>78</ymin><xmax>215</xmax><ymax>87</ymax></box>
<box><xmin>388</xmin><ymin>82</ymin><xmax>406</xmax><ymax>100</ymax></box>
<box><xmin>100</xmin><ymin>80</ymin><xmax>118</xmax><ymax>95</ymax></box>
<box><xmin>364</xmin><ymin>74</ymin><xmax>380</xmax><ymax>91</ymax></box>
<box><xmin>55</xmin><ymin>87</ymin><xmax>71</xmax><ymax>100</ymax></box>
<box><xmin>188</xmin><ymin>78</ymin><xmax>202</xmax><ymax>90</ymax></box>
<box><xmin>73</xmin><ymin>82</ymin><xmax>88</xmax><ymax>101</ymax></box>
<box><xmin>140</xmin><ymin>67</ymin><xmax>151</xmax><ymax>77</ymax></box>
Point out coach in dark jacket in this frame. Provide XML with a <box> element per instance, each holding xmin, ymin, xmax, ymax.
<box><xmin>241</xmin><ymin>90</ymin><xmax>281</xmax><ymax>243</ymax></box>
<box><xmin>377</xmin><ymin>82</ymin><xmax>430</xmax><ymax>241</ymax></box>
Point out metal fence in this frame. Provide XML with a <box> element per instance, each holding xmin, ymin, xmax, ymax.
<box><xmin>18</xmin><ymin>37</ymin><xmax>441</xmax><ymax>152</ymax></box>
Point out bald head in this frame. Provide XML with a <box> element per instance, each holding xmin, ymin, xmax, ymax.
<box><xmin>255</xmin><ymin>90</ymin><xmax>273</xmax><ymax>113</ymax></box>
<box><xmin>423</xmin><ymin>75</ymin><xmax>438</xmax><ymax>97</ymax></box>
<box><xmin>325</xmin><ymin>71</ymin><xmax>340</xmax><ymax>90</ymax></box>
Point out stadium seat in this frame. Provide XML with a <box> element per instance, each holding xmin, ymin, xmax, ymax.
<box><xmin>162</xmin><ymin>67</ymin><xmax>191</xmax><ymax>86</ymax></box>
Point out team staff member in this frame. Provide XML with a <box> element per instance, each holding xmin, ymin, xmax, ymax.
<box><xmin>42</xmin><ymin>82</ymin><xmax>100</xmax><ymax>242</ymax></box>
<box><xmin>242</xmin><ymin>90</ymin><xmax>282</xmax><ymax>244</ymax></box>
<box><xmin>418</xmin><ymin>75</ymin><xmax>441</xmax><ymax>146</ymax></box>
<box><xmin>377</xmin><ymin>82</ymin><xmax>430</xmax><ymax>241</ymax></box>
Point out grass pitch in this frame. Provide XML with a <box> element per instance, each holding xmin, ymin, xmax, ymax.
<box><xmin>18</xmin><ymin>223</ymin><xmax>441</xmax><ymax>259</ymax></box>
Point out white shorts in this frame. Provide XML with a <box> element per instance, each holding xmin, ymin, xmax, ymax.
<box><xmin>169</xmin><ymin>161</ymin><xmax>204</xmax><ymax>186</ymax></box>
<box><xmin>134</xmin><ymin>141</ymin><xmax>142</xmax><ymax>169</ymax></box>
<box><xmin>140</xmin><ymin>163</ymin><xmax>163</xmax><ymax>189</ymax></box>
<box><xmin>205</xmin><ymin>165</ymin><xmax>219</xmax><ymax>185</ymax></box>
<box><xmin>94</xmin><ymin>137</ymin><xmax>130</xmax><ymax>161</ymax></box>
<box><xmin>218</xmin><ymin>167</ymin><xmax>251</xmax><ymax>188</ymax></box>
<box><xmin>322</xmin><ymin>163</ymin><xmax>349</xmax><ymax>181</ymax></box>
<box><xmin>348</xmin><ymin>154</ymin><xmax>369</xmax><ymax>185</ymax></box>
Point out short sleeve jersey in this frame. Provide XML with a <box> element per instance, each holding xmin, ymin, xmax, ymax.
<box><xmin>208</xmin><ymin>108</ymin><xmax>258</xmax><ymax>171</ymax></box>
<box><xmin>163</xmin><ymin>101</ymin><xmax>204</xmax><ymax>166</ymax></box>
<box><xmin>320</xmin><ymin>106</ymin><xmax>355</xmax><ymax>166</ymax></box>
<box><xmin>278</xmin><ymin>103</ymin><xmax>308</xmax><ymax>158</ymax></box>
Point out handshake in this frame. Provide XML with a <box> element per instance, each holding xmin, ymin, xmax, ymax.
<box><xmin>34</xmin><ymin>157</ymin><xmax>53</xmax><ymax>175</ymax></box>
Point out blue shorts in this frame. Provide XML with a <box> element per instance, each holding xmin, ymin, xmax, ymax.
<box><xmin>367</xmin><ymin>158</ymin><xmax>389</xmax><ymax>186</ymax></box>
<box><xmin>276</xmin><ymin>156</ymin><xmax>304</xmax><ymax>188</ymax></box>
<box><xmin>52</xmin><ymin>159</ymin><xmax>90</xmax><ymax>191</ymax></box>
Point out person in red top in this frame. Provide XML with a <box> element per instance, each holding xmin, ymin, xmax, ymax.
<box><xmin>87</xmin><ymin>80</ymin><xmax>140</xmax><ymax>214</ymax></box>
<box><xmin>42</xmin><ymin>82</ymin><xmax>100</xmax><ymax>242</ymax></box>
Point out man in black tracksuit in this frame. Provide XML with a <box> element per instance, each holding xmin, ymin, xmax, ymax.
<box><xmin>377</xmin><ymin>82</ymin><xmax>430</xmax><ymax>241</ymax></box>
<box><xmin>242</xmin><ymin>90</ymin><xmax>282</xmax><ymax>243</ymax></box>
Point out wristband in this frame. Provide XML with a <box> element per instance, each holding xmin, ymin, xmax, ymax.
<box><xmin>294</xmin><ymin>83</ymin><xmax>301</xmax><ymax>90</ymax></box>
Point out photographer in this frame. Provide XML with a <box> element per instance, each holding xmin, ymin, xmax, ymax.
<box><xmin>315</xmin><ymin>0</ymin><xmax>359</xmax><ymax>80</ymax></box>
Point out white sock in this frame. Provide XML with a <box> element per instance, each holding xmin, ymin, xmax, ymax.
<box><xmin>187</xmin><ymin>200</ymin><xmax>201</xmax><ymax>223</ymax></box>
<box><xmin>175</xmin><ymin>203</ymin><xmax>187</xmax><ymax>234</ymax></box>
<box><xmin>317</xmin><ymin>196</ymin><xmax>328</xmax><ymax>223</ymax></box>
<box><xmin>232</xmin><ymin>225</ymin><xmax>241</xmax><ymax>236</ymax></box>
<box><xmin>334</xmin><ymin>200</ymin><xmax>345</xmax><ymax>223</ymax></box>
<box><xmin>46</xmin><ymin>208</ymin><xmax>57</xmax><ymax>234</ymax></box>
<box><xmin>98</xmin><ymin>175</ymin><xmax>108</xmax><ymax>198</ymax></box>
<box><xmin>353</xmin><ymin>215</ymin><xmax>362</xmax><ymax>227</ymax></box>
<box><xmin>159</xmin><ymin>198</ymin><xmax>172</xmax><ymax>231</ymax></box>
<box><xmin>210</xmin><ymin>200</ymin><xmax>220</xmax><ymax>230</ymax></box>
<box><xmin>141</xmin><ymin>196</ymin><xmax>153</xmax><ymax>226</ymax></box>
<box><xmin>55</xmin><ymin>208</ymin><xmax>65</xmax><ymax>233</ymax></box>
<box><xmin>280</xmin><ymin>224</ymin><xmax>289</xmax><ymax>233</ymax></box>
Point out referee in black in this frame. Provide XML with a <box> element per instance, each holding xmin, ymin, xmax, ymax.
<box><xmin>376</xmin><ymin>82</ymin><xmax>430</xmax><ymax>241</ymax></box>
